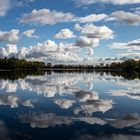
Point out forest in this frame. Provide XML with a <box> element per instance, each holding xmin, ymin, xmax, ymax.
<box><xmin>0</xmin><ymin>57</ymin><xmax>45</xmax><ymax>70</ymax></box>
<box><xmin>0</xmin><ymin>57</ymin><xmax>140</xmax><ymax>72</ymax></box>
<box><xmin>47</xmin><ymin>59</ymin><xmax>140</xmax><ymax>72</ymax></box>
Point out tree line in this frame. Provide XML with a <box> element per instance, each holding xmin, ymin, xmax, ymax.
<box><xmin>46</xmin><ymin>59</ymin><xmax>140</xmax><ymax>72</ymax></box>
<box><xmin>99</xmin><ymin>59</ymin><xmax>140</xmax><ymax>72</ymax></box>
<box><xmin>0</xmin><ymin>57</ymin><xmax>140</xmax><ymax>72</ymax></box>
<box><xmin>0</xmin><ymin>57</ymin><xmax>45</xmax><ymax>70</ymax></box>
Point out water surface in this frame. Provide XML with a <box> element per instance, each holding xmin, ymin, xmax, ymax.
<box><xmin>0</xmin><ymin>71</ymin><xmax>140</xmax><ymax>140</ymax></box>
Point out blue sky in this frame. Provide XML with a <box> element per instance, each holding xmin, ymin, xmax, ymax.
<box><xmin>0</xmin><ymin>0</ymin><xmax>140</xmax><ymax>64</ymax></box>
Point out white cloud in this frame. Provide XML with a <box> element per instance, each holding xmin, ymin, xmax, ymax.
<box><xmin>0</xmin><ymin>0</ymin><xmax>10</xmax><ymax>16</ymax></box>
<box><xmin>109</xmin><ymin>38</ymin><xmax>140</xmax><ymax>59</ymax></box>
<box><xmin>0</xmin><ymin>44</ymin><xmax>18</xmax><ymax>58</ymax></box>
<box><xmin>0</xmin><ymin>40</ymin><xmax>82</xmax><ymax>63</ymax></box>
<box><xmin>0</xmin><ymin>29</ymin><xmax>19</xmax><ymax>43</ymax></box>
<box><xmin>75</xmin><ymin>0</ymin><xmax>140</xmax><ymax>6</ymax></box>
<box><xmin>15</xmin><ymin>0</ymin><xmax>35</xmax><ymax>7</ymax></box>
<box><xmin>110</xmin><ymin>11</ymin><xmax>140</xmax><ymax>25</ymax></box>
<box><xmin>131</xmin><ymin>7</ymin><xmax>140</xmax><ymax>15</ymax></box>
<box><xmin>19</xmin><ymin>9</ymin><xmax>74</xmax><ymax>25</ymax></box>
<box><xmin>74</xmin><ymin>13</ymin><xmax>108</xmax><ymax>23</ymax></box>
<box><xmin>74</xmin><ymin>23</ymin><xmax>113</xmax><ymax>52</ymax></box>
<box><xmin>25</xmin><ymin>40</ymin><xmax>81</xmax><ymax>63</ymax></box>
<box><xmin>54</xmin><ymin>29</ymin><xmax>76</xmax><ymax>39</ymax></box>
<box><xmin>118</xmin><ymin>52</ymin><xmax>140</xmax><ymax>59</ymax></box>
<box><xmin>75</xmin><ymin>36</ymin><xmax>99</xmax><ymax>48</ymax></box>
<box><xmin>109</xmin><ymin>39</ymin><xmax>140</xmax><ymax>51</ymax></box>
<box><xmin>87</xmin><ymin>48</ymin><xmax>94</xmax><ymax>56</ymax></box>
<box><xmin>74</xmin><ymin>23</ymin><xmax>83</xmax><ymax>31</ymax></box>
<box><xmin>76</xmin><ymin>23</ymin><xmax>114</xmax><ymax>40</ymax></box>
<box><xmin>45</xmin><ymin>51</ymin><xmax>82</xmax><ymax>64</ymax></box>
<box><xmin>23</xmin><ymin>29</ymin><xmax>38</xmax><ymax>38</ymax></box>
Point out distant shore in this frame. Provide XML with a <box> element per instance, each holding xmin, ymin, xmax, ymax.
<box><xmin>0</xmin><ymin>57</ymin><xmax>140</xmax><ymax>72</ymax></box>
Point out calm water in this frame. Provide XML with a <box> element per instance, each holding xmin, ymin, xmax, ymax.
<box><xmin>0</xmin><ymin>71</ymin><xmax>140</xmax><ymax>140</ymax></box>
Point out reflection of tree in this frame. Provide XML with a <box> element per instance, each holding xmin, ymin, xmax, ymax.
<box><xmin>0</xmin><ymin>71</ymin><xmax>45</xmax><ymax>80</ymax></box>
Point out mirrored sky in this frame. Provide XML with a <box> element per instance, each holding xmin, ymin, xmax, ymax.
<box><xmin>0</xmin><ymin>72</ymin><xmax>140</xmax><ymax>140</ymax></box>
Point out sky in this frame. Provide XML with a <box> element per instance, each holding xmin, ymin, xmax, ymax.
<box><xmin>0</xmin><ymin>0</ymin><xmax>140</xmax><ymax>64</ymax></box>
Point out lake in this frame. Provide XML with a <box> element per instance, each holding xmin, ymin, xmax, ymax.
<box><xmin>0</xmin><ymin>71</ymin><xmax>140</xmax><ymax>140</ymax></box>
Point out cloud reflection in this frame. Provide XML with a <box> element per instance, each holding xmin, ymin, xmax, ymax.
<box><xmin>0</xmin><ymin>95</ymin><xmax>35</xmax><ymax>108</ymax></box>
<box><xmin>0</xmin><ymin>121</ymin><xmax>11</xmax><ymax>140</ymax></box>
<box><xmin>54</xmin><ymin>99</ymin><xmax>75</xmax><ymax>109</ymax></box>
<box><xmin>72</xmin><ymin>134</ymin><xmax>140</xmax><ymax>140</ymax></box>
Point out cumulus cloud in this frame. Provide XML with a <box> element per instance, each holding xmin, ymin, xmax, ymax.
<box><xmin>19</xmin><ymin>9</ymin><xmax>74</xmax><ymax>25</ymax></box>
<box><xmin>75</xmin><ymin>36</ymin><xmax>99</xmax><ymax>48</ymax></box>
<box><xmin>109</xmin><ymin>39</ymin><xmax>140</xmax><ymax>50</ymax></box>
<box><xmin>110</xmin><ymin>11</ymin><xmax>140</xmax><ymax>26</ymax></box>
<box><xmin>74</xmin><ymin>23</ymin><xmax>83</xmax><ymax>31</ymax></box>
<box><xmin>0</xmin><ymin>0</ymin><xmax>10</xmax><ymax>16</ymax></box>
<box><xmin>15</xmin><ymin>0</ymin><xmax>35</xmax><ymax>7</ymax></box>
<box><xmin>44</xmin><ymin>51</ymin><xmax>82</xmax><ymax>64</ymax></box>
<box><xmin>73</xmin><ymin>23</ymin><xmax>113</xmax><ymax>55</ymax></box>
<box><xmin>23</xmin><ymin>29</ymin><xmax>38</xmax><ymax>38</ymax></box>
<box><xmin>131</xmin><ymin>7</ymin><xmax>140</xmax><ymax>15</ymax></box>
<box><xmin>0</xmin><ymin>44</ymin><xmax>18</xmax><ymax>58</ymax></box>
<box><xmin>75</xmin><ymin>23</ymin><xmax>114</xmax><ymax>40</ymax></box>
<box><xmin>0</xmin><ymin>29</ymin><xmax>19</xmax><ymax>43</ymax></box>
<box><xmin>109</xmin><ymin>38</ymin><xmax>140</xmax><ymax>59</ymax></box>
<box><xmin>54</xmin><ymin>29</ymin><xmax>76</xmax><ymax>39</ymax></box>
<box><xmin>75</xmin><ymin>0</ymin><xmax>140</xmax><ymax>7</ymax></box>
<box><xmin>73</xmin><ymin>13</ymin><xmax>108</xmax><ymax>23</ymax></box>
<box><xmin>118</xmin><ymin>52</ymin><xmax>140</xmax><ymax>59</ymax></box>
<box><xmin>0</xmin><ymin>40</ymin><xmax>82</xmax><ymax>63</ymax></box>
